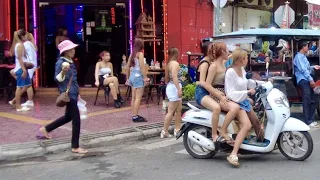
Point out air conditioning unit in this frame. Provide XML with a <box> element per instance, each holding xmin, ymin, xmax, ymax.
<box><xmin>238</xmin><ymin>0</ymin><xmax>259</xmax><ymax>6</ymax></box>
<box><xmin>261</xmin><ymin>0</ymin><xmax>273</xmax><ymax>8</ymax></box>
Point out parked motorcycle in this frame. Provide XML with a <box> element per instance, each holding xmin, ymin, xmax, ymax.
<box><xmin>176</xmin><ymin>74</ymin><xmax>313</xmax><ymax>161</ymax></box>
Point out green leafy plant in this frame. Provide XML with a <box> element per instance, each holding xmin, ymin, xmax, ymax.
<box><xmin>182</xmin><ymin>83</ymin><xmax>196</xmax><ymax>101</ymax></box>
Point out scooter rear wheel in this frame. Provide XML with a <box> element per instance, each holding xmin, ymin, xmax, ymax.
<box><xmin>278</xmin><ymin>131</ymin><xmax>313</xmax><ymax>161</ymax></box>
<box><xmin>183</xmin><ymin>125</ymin><xmax>217</xmax><ymax>159</ymax></box>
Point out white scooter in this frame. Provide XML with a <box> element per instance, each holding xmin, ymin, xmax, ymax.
<box><xmin>176</xmin><ymin>72</ymin><xmax>313</xmax><ymax>161</ymax></box>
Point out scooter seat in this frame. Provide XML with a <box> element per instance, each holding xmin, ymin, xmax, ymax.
<box><xmin>188</xmin><ymin>101</ymin><xmax>207</xmax><ymax>110</ymax></box>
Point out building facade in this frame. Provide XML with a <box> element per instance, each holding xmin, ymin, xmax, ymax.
<box><xmin>0</xmin><ymin>0</ymin><xmax>214</xmax><ymax>87</ymax></box>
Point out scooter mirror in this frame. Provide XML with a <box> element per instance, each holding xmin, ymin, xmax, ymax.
<box><xmin>246</xmin><ymin>72</ymin><xmax>253</xmax><ymax>79</ymax></box>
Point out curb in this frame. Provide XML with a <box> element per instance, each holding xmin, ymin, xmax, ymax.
<box><xmin>0</xmin><ymin>122</ymin><xmax>175</xmax><ymax>161</ymax></box>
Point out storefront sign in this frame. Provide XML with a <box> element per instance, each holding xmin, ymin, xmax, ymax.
<box><xmin>308</xmin><ymin>3</ymin><xmax>320</xmax><ymax>27</ymax></box>
<box><xmin>111</xmin><ymin>8</ymin><xmax>116</xmax><ymax>25</ymax></box>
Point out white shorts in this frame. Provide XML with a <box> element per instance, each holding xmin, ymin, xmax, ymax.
<box><xmin>166</xmin><ymin>82</ymin><xmax>182</xmax><ymax>102</ymax></box>
<box><xmin>28</xmin><ymin>67</ymin><xmax>36</xmax><ymax>79</ymax></box>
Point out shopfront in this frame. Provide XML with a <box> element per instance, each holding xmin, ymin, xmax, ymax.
<box><xmin>1</xmin><ymin>0</ymin><xmax>214</xmax><ymax>88</ymax></box>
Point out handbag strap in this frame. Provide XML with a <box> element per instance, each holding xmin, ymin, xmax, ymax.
<box><xmin>66</xmin><ymin>73</ymin><xmax>73</xmax><ymax>93</ymax></box>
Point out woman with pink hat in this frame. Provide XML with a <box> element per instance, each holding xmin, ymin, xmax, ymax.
<box><xmin>39</xmin><ymin>40</ymin><xmax>87</xmax><ymax>154</ymax></box>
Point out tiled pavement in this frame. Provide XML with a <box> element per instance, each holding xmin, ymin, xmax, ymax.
<box><xmin>0</xmin><ymin>95</ymin><xmax>166</xmax><ymax>145</ymax></box>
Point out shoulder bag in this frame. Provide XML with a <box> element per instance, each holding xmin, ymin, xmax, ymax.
<box><xmin>56</xmin><ymin>74</ymin><xmax>73</xmax><ymax>107</ymax></box>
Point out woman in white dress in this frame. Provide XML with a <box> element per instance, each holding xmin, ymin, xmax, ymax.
<box><xmin>224</xmin><ymin>49</ymin><xmax>266</xmax><ymax>166</ymax></box>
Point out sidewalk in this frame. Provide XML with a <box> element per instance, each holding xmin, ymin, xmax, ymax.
<box><xmin>0</xmin><ymin>95</ymin><xmax>171</xmax><ymax>160</ymax></box>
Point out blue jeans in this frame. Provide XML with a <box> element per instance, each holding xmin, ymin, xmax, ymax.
<box><xmin>298</xmin><ymin>79</ymin><xmax>318</xmax><ymax>125</ymax></box>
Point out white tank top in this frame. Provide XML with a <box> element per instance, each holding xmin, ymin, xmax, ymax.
<box><xmin>13</xmin><ymin>43</ymin><xmax>27</xmax><ymax>72</ymax></box>
<box><xmin>24</xmin><ymin>41</ymin><xmax>37</xmax><ymax>66</ymax></box>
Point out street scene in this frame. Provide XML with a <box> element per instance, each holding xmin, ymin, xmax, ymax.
<box><xmin>1</xmin><ymin>0</ymin><xmax>320</xmax><ymax>179</ymax></box>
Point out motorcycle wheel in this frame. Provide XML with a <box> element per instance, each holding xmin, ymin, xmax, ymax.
<box><xmin>183</xmin><ymin>125</ymin><xmax>217</xmax><ymax>159</ymax></box>
<box><xmin>278</xmin><ymin>131</ymin><xmax>313</xmax><ymax>161</ymax></box>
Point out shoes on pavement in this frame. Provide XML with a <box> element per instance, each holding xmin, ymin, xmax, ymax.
<box><xmin>16</xmin><ymin>106</ymin><xmax>30</xmax><ymax>112</ymax></box>
<box><xmin>309</xmin><ymin>121</ymin><xmax>319</xmax><ymax>128</ymax></box>
<box><xmin>160</xmin><ymin>130</ymin><xmax>172</xmax><ymax>138</ymax></box>
<box><xmin>21</xmin><ymin>100</ymin><xmax>34</xmax><ymax>107</ymax></box>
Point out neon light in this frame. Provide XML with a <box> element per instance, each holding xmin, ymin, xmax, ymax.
<box><xmin>24</xmin><ymin>0</ymin><xmax>28</xmax><ymax>30</ymax></box>
<box><xmin>129</xmin><ymin>0</ymin><xmax>133</xmax><ymax>53</ymax></box>
<box><xmin>163</xmin><ymin>0</ymin><xmax>168</xmax><ymax>62</ymax></box>
<box><xmin>152</xmin><ymin>0</ymin><xmax>156</xmax><ymax>62</ymax></box>
<box><xmin>141</xmin><ymin>0</ymin><xmax>144</xmax><ymax>12</ymax></box>
<box><xmin>32</xmin><ymin>0</ymin><xmax>38</xmax><ymax>88</ymax></box>
<box><xmin>15</xmin><ymin>0</ymin><xmax>18</xmax><ymax>30</ymax></box>
<box><xmin>7</xmin><ymin>0</ymin><xmax>11</xmax><ymax>40</ymax></box>
<box><xmin>33</xmin><ymin>0</ymin><xmax>37</xmax><ymax>44</ymax></box>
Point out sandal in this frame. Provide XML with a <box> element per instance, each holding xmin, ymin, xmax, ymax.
<box><xmin>72</xmin><ymin>148</ymin><xmax>88</xmax><ymax>154</ymax></box>
<box><xmin>227</xmin><ymin>154</ymin><xmax>240</xmax><ymax>167</ymax></box>
<box><xmin>39</xmin><ymin>127</ymin><xmax>52</xmax><ymax>139</ymax></box>
<box><xmin>220</xmin><ymin>133</ymin><xmax>235</xmax><ymax>144</ymax></box>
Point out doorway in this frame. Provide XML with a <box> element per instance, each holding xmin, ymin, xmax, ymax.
<box><xmin>39</xmin><ymin>3</ymin><xmax>128</xmax><ymax>87</ymax></box>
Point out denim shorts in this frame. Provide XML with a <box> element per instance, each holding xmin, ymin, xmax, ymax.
<box><xmin>129</xmin><ymin>69</ymin><xmax>144</xmax><ymax>88</ymax></box>
<box><xmin>15</xmin><ymin>68</ymin><xmax>31</xmax><ymax>88</ymax></box>
<box><xmin>195</xmin><ymin>85</ymin><xmax>209</xmax><ymax>105</ymax></box>
<box><xmin>238</xmin><ymin>99</ymin><xmax>252</xmax><ymax>112</ymax></box>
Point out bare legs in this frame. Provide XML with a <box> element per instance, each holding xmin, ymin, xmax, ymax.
<box><xmin>227</xmin><ymin>110</ymin><xmax>252</xmax><ymax>166</ymax></box>
<box><xmin>162</xmin><ymin>100</ymin><xmax>182</xmax><ymax>134</ymax></box>
<box><xmin>104</xmin><ymin>76</ymin><xmax>120</xmax><ymax>101</ymax></box>
<box><xmin>220</xmin><ymin>101</ymin><xmax>240</xmax><ymax>143</ymax></box>
<box><xmin>14</xmin><ymin>86</ymin><xmax>29</xmax><ymax>109</ymax></box>
<box><xmin>201</xmin><ymin>96</ymin><xmax>221</xmax><ymax>142</ymax></box>
<box><xmin>9</xmin><ymin>69</ymin><xmax>33</xmax><ymax>105</ymax></box>
<box><xmin>131</xmin><ymin>87</ymin><xmax>144</xmax><ymax>116</ymax></box>
<box><xmin>247</xmin><ymin>108</ymin><xmax>264</xmax><ymax>141</ymax></box>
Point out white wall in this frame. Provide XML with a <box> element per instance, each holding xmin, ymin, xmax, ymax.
<box><xmin>221</xmin><ymin>6</ymin><xmax>272</xmax><ymax>33</ymax></box>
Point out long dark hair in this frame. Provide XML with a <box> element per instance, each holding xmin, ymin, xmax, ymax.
<box><xmin>129</xmin><ymin>38</ymin><xmax>144</xmax><ymax>67</ymax></box>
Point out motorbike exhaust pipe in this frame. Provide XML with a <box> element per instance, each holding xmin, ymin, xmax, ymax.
<box><xmin>188</xmin><ymin>131</ymin><xmax>215</xmax><ymax>151</ymax></box>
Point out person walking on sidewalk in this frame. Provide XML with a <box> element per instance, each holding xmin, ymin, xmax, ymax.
<box><xmin>8</xmin><ymin>29</ymin><xmax>31</xmax><ymax>112</ymax></box>
<box><xmin>160</xmin><ymin>48</ymin><xmax>182</xmax><ymax>138</ymax></box>
<box><xmin>126</xmin><ymin>38</ymin><xmax>149</xmax><ymax>122</ymax></box>
<box><xmin>294</xmin><ymin>41</ymin><xmax>320</xmax><ymax>128</ymax></box>
<box><xmin>39</xmin><ymin>40</ymin><xmax>87</xmax><ymax>154</ymax></box>
<box><xmin>10</xmin><ymin>32</ymin><xmax>37</xmax><ymax>107</ymax></box>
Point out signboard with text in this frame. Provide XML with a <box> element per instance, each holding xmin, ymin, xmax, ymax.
<box><xmin>308</xmin><ymin>3</ymin><xmax>320</xmax><ymax>27</ymax></box>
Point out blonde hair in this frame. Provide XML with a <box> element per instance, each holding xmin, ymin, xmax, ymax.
<box><xmin>9</xmin><ymin>29</ymin><xmax>27</xmax><ymax>56</ymax></box>
<box><xmin>165</xmin><ymin>47</ymin><xmax>179</xmax><ymax>83</ymax></box>
<box><xmin>231</xmin><ymin>49</ymin><xmax>247</xmax><ymax>67</ymax></box>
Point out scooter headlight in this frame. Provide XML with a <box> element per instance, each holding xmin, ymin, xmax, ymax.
<box><xmin>274</xmin><ymin>94</ymin><xmax>289</xmax><ymax>107</ymax></box>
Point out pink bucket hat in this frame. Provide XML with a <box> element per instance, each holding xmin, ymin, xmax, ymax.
<box><xmin>58</xmin><ymin>40</ymin><xmax>78</xmax><ymax>55</ymax></box>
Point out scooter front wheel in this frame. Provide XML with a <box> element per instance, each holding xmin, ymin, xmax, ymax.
<box><xmin>183</xmin><ymin>125</ymin><xmax>217</xmax><ymax>159</ymax></box>
<box><xmin>278</xmin><ymin>131</ymin><xmax>313</xmax><ymax>161</ymax></box>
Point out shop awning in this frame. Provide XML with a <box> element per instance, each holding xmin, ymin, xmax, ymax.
<box><xmin>213</xmin><ymin>28</ymin><xmax>320</xmax><ymax>39</ymax></box>
<box><xmin>211</xmin><ymin>36</ymin><xmax>257</xmax><ymax>44</ymax></box>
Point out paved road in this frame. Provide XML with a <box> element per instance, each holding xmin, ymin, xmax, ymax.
<box><xmin>1</xmin><ymin>129</ymin><xmax>320</xmax><ymax>180</ymax></box>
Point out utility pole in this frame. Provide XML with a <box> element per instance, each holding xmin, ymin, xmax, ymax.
<box><xmin>214</xmin><ymin>0</ymin><xmax>222</xmax><ymax>36</ymax></box>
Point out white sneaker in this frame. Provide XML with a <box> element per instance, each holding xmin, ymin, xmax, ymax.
<box><xmin>309</xmin><ymin>122</ymin><xmax>319</xmax><ymax>128</ymax></box>
<box><xmin>174</xmin><ymin>129</ymin><xmax>179</xmax><ymax>137</ymax></box>
<box><xmin>16</xmin><ymin>106</ymin><xmax>30</xmax><ymax>112</ymax></box>
<box><xmin>21</xmin><ymin>100</ymin><xmax>34</xmax><ymax>107</ymax></box>
<box><xmin>8</xmin><ymin>101</ymin><xmax>14</xmax><ymax>105</ymax></box>
<box><xmin>160</xmin><ymin>130</ymin><xmax>172</xmax><ymax>138</ymax></box>
<box><xmin>162</xmin><ymin>100</ymin><xmax>168</xmax><ymax>111</ymax></box>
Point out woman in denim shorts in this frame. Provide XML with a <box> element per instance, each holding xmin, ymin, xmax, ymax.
<box><xmin>126</xmin><ymin>38</ymin><xmax>149</xmax><ymax>122</ymax></box>
<box><xmin>8</xmin><ymin>29</ymin><xmax>31</xmax><ymax>112</ymax></box>
<box><xmin>194</xmin><ymin>43</ymin><xmax>225</xmax><ymax>143</ymax></box>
